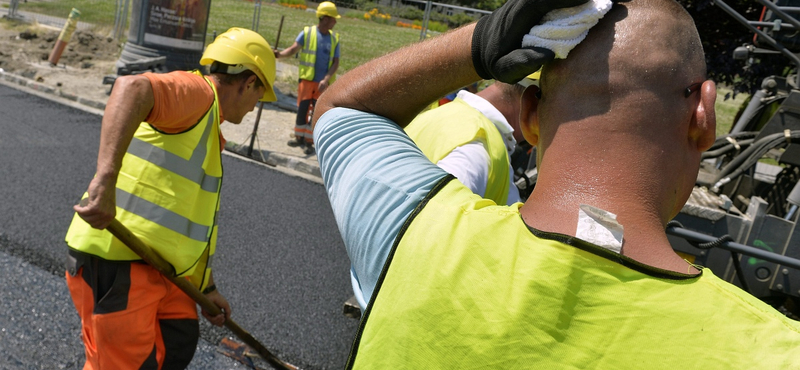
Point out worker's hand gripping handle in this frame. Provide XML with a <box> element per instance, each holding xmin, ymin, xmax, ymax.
<box><xmin>105</xmin><ymin>219</ymin><xmax>301</xmax><ymax>370</ymax></box>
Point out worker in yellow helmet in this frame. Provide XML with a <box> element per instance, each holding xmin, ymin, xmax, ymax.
<box><xmin>65</xmin><ymin>27</ymin><xmax>275</xmax><ymax>369</ymax></box>
<box><xmin>275</xmin><ymin>1</ymin><xmax>341</xmax><ymax>155</ymax></box>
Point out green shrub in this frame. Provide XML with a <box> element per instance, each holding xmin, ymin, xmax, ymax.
<box><xmin>412</xmin><ymin>19</ymin><xmax>447</xmax><ymax>33</ymax></box>
<box><xmin>387</xmin><ymin>5</ymin><xmax>423</xmax><ymax>21</ymax></box>
<box><xmin>448</xmin><ymin>13</ymin><xmax>477</xmax><ymax>27</ymax></box>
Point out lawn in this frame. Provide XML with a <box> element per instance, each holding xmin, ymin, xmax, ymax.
<box><xmin>15</xmin><ymin>0</ymin><xmax>423</xmax><ymax>73</ymax></box>
<box><xmin>11</xmin><ymin>0</ymin><xmax>754</xmax><ymax>134</ymax></box>
<box><xmin>715</xmin><ymin>86</ymin><xmax>749</xmax><ymax>136</ymax></box>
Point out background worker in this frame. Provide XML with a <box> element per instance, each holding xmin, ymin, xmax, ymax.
<box><xmin>348</xmin><ymin>79</ymin><xmax>531</xmax><ymax>310</ymax></box>
<box><xmin>65</xmin><ymin>28</ymin><xmax>276</xmax><ymax>369</ymax></box>
<box><xmin>275</xmin><ymin>1</ymin><xmax>341</xmax><ymax>155</ymax></box>
<box><xmin>312</xmin><ymin>0</ymin><xmax>800</xmax><ymax>367</ymax></box>
<box><xmin>406</xmin><ymin>78</ymin><xmax>536</xmax><ymax>206</ymax></box>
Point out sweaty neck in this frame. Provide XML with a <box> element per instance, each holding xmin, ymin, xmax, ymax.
<box><xmin>519</xmin><ymin>136</ymin><xmax>697</xmax><ymax>274</ymax></box>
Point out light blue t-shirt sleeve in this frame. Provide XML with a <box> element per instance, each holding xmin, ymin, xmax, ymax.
<box><xmin>295</xmin><ymin>30</ymin><xmax>304</xmax><ymax>46</ymax></box>
<box><xmin>334</xmin><ymin>41</ymin><xmax>340</xmax><ymax>59</ymax></box>
<box><xmin>314</xmin><ymin>107</ymin><xmax>448</xmax><ymax>310</ymax></box>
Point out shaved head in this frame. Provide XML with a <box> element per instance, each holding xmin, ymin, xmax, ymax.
<box><xmin>521</xmin><ymin>0</ymin><xmax>717</xmax><ymax>242</ymax></box>
<box><xmin>539</xmin><ymin>0</ymin><xmax>705</xmax><ymax>131</ymax></box>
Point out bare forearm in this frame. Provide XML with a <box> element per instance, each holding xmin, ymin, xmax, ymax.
<box><xmin>324</xmin><ymin>57</ymin><xmax>339</xmax><ymax>80</ymax></box>
<box><xmin>314</xmin><ymin>23</ymin><xmax>480</xmax><ymax>127</ymax></box>
<box><xmin>275</xmin><ymin>42</ymin><xmax>301</xmax><ymax>59</ymax></box>
<box><xmin>96</xmin><ymin>75</ymin><xmax>155</xmax><ymax>182</ymax></box>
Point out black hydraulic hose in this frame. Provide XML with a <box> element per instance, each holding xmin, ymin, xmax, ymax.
<box><xmin>708</xmin><ymin>131</ymin><xmax>758</xmax><ymax>151</ymax></box>
<box><xmin>711</xmin><ymin>130</ymin><xmax>800</xmax><ymax>191</ymax></box>
<box><xmin>701</xmin><ymin>139</ymin><xmax>755</xmax><ymax>160</ymax></box>
<box><xmin>665</xmin><ymin>224</ymin><xmax>800</xmax><ymax>270</ymax></box>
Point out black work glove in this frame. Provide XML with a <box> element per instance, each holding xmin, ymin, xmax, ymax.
<box><xmin>472</xmin><ymin>0</ymin><xmax>591</xmax><ymax>83</ymax></box>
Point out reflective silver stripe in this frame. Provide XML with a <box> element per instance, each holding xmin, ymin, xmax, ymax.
<box><xmin>299</xmin><ymin>61</ymin><xmax>314</xmax><ymax>67</ymax></box>
<box><xmin>301</xmin><ymin>26</ymin><xmax>315</xmax><ymax>57</ymax></box>
<box><xmin>127</xmin><ymin>110</ymin><xmax>220</xmax><ymax>193</ymax></box>
<box><xmin>116</xmin><ymin>188</ymin><xmax>210</xmax><ymax>242</ymax></box>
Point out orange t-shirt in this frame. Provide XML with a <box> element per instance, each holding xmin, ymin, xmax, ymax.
<box><xmin>142</xmin><ymin>71</ymin><xmax>226</xmax><ymax>148</ymax></box>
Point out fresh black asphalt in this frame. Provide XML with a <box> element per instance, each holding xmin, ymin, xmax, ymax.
<box><xmin>0</xmin><ymin>83</ymin><xmax>358</xmax><ymax>369</ymax></box>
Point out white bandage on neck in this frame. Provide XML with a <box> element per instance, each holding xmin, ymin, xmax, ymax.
<box><xmin>576</xmin><ymin>204</ymin><xmax>624</xmax><ymax>253</ymax></box>
<box><xmin>522</xmin><ymin>0</ymin><xmax>613</xmax><ymax>59</ymax></box>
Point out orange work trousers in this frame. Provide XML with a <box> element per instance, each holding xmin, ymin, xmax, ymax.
<box><xmin>294</xmin><ymin>79</ymin><xmax>322</xmax><ymax>144</ymax></box>
<box><xmin>66</xmin><ymin>258</ymin><xmax>199</xmax><ymax>370</ymax></box>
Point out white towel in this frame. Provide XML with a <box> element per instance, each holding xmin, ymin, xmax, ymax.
<box><xmin>522</xmin><ymin>0</ymin><xmax>613</xmax><ymax>59</ymax></box>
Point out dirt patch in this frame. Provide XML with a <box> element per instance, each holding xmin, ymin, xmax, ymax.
<box><xmin>0</xmin><ymin>17</ymin><xmax>312</xmax><ymax>161</ymax></box>
<box><xmin>0</xmin><ymin>18</ymin><xmax>120</xmax><ymax>102</ymax></box>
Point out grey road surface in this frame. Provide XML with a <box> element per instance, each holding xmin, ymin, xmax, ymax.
<box><xmin>0</xmin><ymin>83</ymin><xmax>358</xmax><ymax>369</ymax></box>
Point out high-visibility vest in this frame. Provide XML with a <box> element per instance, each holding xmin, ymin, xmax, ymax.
<box><xmin>348</xmin><ymin>178</ymin><xmax>800</xmax><ymax>369</ymax></box>
<box><xmin>405</xmin><ymin>97</ymin><xmax>510</xmax><ymax>204</ymax></box>
<box><xmin>299</xmin><ymin>26</ymin><xmax>338</xmax><ymax>83</ymax></box>
<box><xmin>65</xmin><ymin>71</ymin><xmax>222</xmax><ymax>291</ymax></box>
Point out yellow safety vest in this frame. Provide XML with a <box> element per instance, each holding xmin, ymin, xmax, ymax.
<box><xmin>349</xmin><ymin>178</ymin><xmax>800</xmax><ymax>369</ymax></box>
<box><xmin>405</xmin><ymin>97</ymin><xmax>510</xmax><ymax>204</ymax></box>
<box><xmin>299</xmin><ymin>26</ymin><xmax>338</xmax><ymax>83</ymax></box>
<box><xmin>65</xmin><ymin>71</ymin><xmax>222</xmax><ymax>291</ymax></box>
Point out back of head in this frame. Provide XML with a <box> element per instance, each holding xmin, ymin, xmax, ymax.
<box><xmin>525</xmin><ymin>0</ymin><xmax>714</xmax><ymax>229</ymax></box>
<box><xmin>539</xmin><ymin>0</ymin><xmax>705</xmax><ymax>137</ymax></box>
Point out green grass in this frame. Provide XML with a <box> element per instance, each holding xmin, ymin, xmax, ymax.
<box><xmin>16</xmin><ymin>0</ymin><xmax>423</xmax><ymax>73</ymax></box>
<box><xmin>715</xmin><ymin>85</ymin><xmax>749</xmax><ymax>137</ymax></box>
<box><xmin>16</xmin><ymin>0</ymin><xmax>117</xmax><ymax>27</ymax></box>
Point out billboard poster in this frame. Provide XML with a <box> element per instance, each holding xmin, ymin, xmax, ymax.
<box><xmin>143</xmin><ymin>0</ymin><xmax>210</xmax><ymax>51</ymax></box>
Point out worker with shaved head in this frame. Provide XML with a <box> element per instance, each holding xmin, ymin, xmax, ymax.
<box><xmin>311</xmin><ymin>0</ymin><xmax>800</xmax><ymax>367</ymax></box>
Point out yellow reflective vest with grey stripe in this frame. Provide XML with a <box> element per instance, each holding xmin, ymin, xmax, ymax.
<box><xmin>299</xmin><ymin>26</ymin><xmax>338</xmax><ymax>83</ymax></box>
<box><xmin>65</xmin><ymin>72</ymin><xmax>221</xmax><ymax>291</ymax></box>
<box><xmin>405</xmin><ymin>97</ymin><xmax>510</xmax><ymax>205</ymax></box>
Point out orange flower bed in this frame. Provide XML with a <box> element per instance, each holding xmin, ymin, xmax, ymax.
<box><xmin>280</xmin><ymin>3</ymin><xmax>308</xmax><ymax>10</ymax></box>
<box><xmin>396</xmin><ymin>21</ymin><xmax>422</xmax><ymax>30</ymax></box>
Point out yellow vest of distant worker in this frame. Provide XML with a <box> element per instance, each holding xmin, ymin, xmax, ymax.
<box><xmin>299</xmin><ymin>26</ymin><xmax>338</xmax><ymax>83</ymax></box>
<box><xmin>348</xmin><ymin>179</ymin><xmax>800</xmax><ymax>369</ymax></box>
<box><xmin>65</xmin><ymin>72</ymin><xmax>221</xmax><ymax>291</ymax></box>
<box><xmin>405</xmin><ymin>97</ymin><xmax>510</xmax><ymax>204</ymax></box>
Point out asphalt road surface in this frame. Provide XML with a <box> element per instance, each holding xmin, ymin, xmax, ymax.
<box><xmin>0</xmin><ymin>83</ymin><xmax>359</xmax><ymax>369</ymax></box>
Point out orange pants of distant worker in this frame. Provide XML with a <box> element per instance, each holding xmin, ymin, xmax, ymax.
<box><xmin>66</xmin><ymin>259</ymin><xmax>199</xmax><ymax>370</ymax></box>
<box><xmin>294</xmin><ymin>80</ymin><xmax>322</xmax><ymax>144</ymax></box>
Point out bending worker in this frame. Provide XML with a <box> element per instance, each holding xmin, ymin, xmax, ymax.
<box><xmin>65</xmin><ymin>28</ymin><xmax>276</xmax><ymax>369</ymax></box>
<box><xmin>406</xmin><ymin>79</ymin><xmax>535</xmax><ymax>206</ymax></box>
<box><xmin>312</xmin><ymin>0</ymin><xmax>800</xmax><ymax>367</ymax></box>
<box><xmin>347</xmin><ymin>79</ymin><xmax>534</xmax><ymax>311</ymax></box>
<box><xmin>275</xmin><ymin>1</ymin><xmax>341</xmax><ymax>155</ymax></box>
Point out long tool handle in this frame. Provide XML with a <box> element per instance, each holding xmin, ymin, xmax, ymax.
<box><xmin>106</xmin><ymin>219</ymin><xmax>300</xmax><ymax>370</ymax></box>
<box><xmin>275</xmin><ymin>16</ymin><xmax>285</xmax><ymax>49</ymax></box>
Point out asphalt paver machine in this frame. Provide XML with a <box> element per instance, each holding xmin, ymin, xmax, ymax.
<box><xmin>667</xmin><ymin>0</ymin><xmax>800</xmax><ymax>318</ymax></box>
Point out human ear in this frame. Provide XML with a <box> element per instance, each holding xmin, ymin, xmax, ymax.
<box><xmin>690</xmin><ymin>80</ymin><xmax>717</xmax><ymax>152</ymax></box>
<box><xmin>520</xmin><ymin>85</ymin><xmax>540</xmax><ymax>145</ymax></box>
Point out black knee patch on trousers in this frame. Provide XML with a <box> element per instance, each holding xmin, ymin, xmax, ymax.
<box><xmin>139</xmin><ymin>346</ymin><xmax>159</xmax><ymax>370</ymax></box>
<box><xmin>160</xmin><ymin>318</ymin><xmax>199</xmax><ymax>370</ymax></box>
<box><xmin>80</xmin><ymin>258</ymin><xmax>131</xmax><ymax>314</ymax></box>
<box><xmin>297</xmin><ymin>99</ymin><xmax>315</xmax><ymax>126</ymax></box>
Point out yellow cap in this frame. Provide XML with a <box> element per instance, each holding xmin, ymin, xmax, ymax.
<box><xmin>200</xmin><ymin>28</ymin><xmax>277</xmax><ymax>102</ymax></box>
<box><xmin>317</xmin><ymin>1</ymin><xmax>341</xmax><ymax>19</ymax></box>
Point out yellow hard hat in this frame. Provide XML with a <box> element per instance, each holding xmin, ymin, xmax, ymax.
<box><xmin>517</xmin><ymin>70</ymin><xmax>541</xmax><ymax>88</ymax></box>
<box><xmin>200</xmin><ymin>27</ymin><xmax>277</xmax><ymax>102</ymax></box>
<box><xmin>317</xmin><ymin>1</ymin><xmax>341</xmax><ymax>19</ymax></box>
